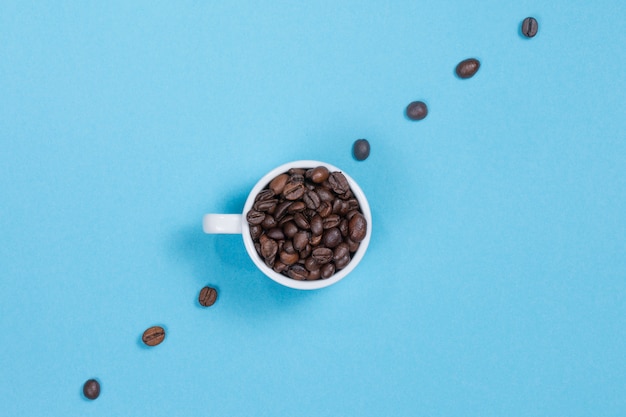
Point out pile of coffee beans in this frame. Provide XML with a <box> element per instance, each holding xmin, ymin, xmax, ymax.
<box><xmin>246</xmin><ymin>166</ymin><xmax>367</xmax><ymax>281</ymax></box>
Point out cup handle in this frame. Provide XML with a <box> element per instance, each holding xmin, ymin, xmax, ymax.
<box><xmin>202</xmin><ymin>214</ymin><xmax>243</xmax><ymax>234</ymax></box>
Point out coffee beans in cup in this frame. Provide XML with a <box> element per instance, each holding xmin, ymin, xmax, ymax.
<box><xmin>246</xmin><ymin>166</ymin><xmax>367</xmax><ymax>281</ymax></box>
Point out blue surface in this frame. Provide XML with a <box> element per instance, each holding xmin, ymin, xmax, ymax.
<box><xmin>1</xmin><ymin>1</ymin><xmax>626</xmax><ymax>416</ymax></box>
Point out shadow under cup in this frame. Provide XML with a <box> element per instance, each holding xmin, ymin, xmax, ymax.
<box><xmin>206</xmin><ymin>160</ymin><xmax>372</xmax><ymax>290</ymax></box>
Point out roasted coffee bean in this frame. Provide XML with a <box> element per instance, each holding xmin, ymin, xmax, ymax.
<box><xmin>261</xmin><ymin>238</ymin><xmax>278</xmax><ymax>260</ymax></box>
<box><xmin>406</xmin><ymin>101</ymin><xmax>428</xmax><ymax>121</ymax></box>
<box><xmin>299</xmin><ymin>244</ymin><xmax>312</xmax><ymax>260</ymax></box>
<box><xmin>305</xmin><ymin>257</ymin><xmax>319</xmax><ymax>271</ymax></box>
<box><xmin>456</xmin><ymin>58</ymin><xmax>480</xmax><ymax>79</ymax></box>
<box><xmin>255</xmin><ymin>189</ymin><xmax>275</xmax><ymax>202</ymax></box>
<box><xmin>322</xmin><ymin>214</ymin><xmax>341</xmax><ymax>229</ymax></box>
<box><xmin>265</xmin><ymin>256</ymin><xmax>275</xmax><ymax>268</ymax></box>
<box><xmin>288</xmin><ymin>264</ymin><xmax>309</xmax><ymax>280</ymax></box>
<box><xmin>254</xmin><ymin>199</ymin><xmax>277</xmax><ymax>213</ymax></box>
<box><xmin>317</xmin><ymin>201</ymin><xmax>332</xmax><ymax>217</ymax></box>
<box><xmin>521</xmin><ymin>17</ymin><xmax>538</xmax><ymax>38</ymax></box>
<box><xmin>322</xmin><ymin>227</ymin><xmax>342</xmax><ymax>248</ymax></box>
<box><xmin>261</xmin><ymin>214</ymin><xmax>277</xmax><ymax>229</ymax></box>
<box><xmin>312</xmin><ymin>247</ymin><xmax>333</xmax><ymax>264</ymax></box>
<box><xmin>249</xmin><ymin>225</ymin><xmax>262</xmax><ymax>239</ymax></box>
<box><xmin>142</xmin><ymin>326</ymin><xmax>166</xmax><ymax>347</ymax></box>
<box><xmin>288</xmin><ymin>168</ymin><xmax>306</xmax><ymax>176</ymax></box>
<box><xmin>332</xmin><ymin>199</ymin><xmax>349</xmax><ymax>215</ymax></box>
<box><xmin>335</xmin><ymin>254</ymin><xmax>351</xmax><ymax>270</ymax></box>
<box><xmin>346</xmin><ymin>238</ymin><xmax>360</xmax><ymax>253</ymax></box>
<box><xmin>280</xmin><ymin>251</ymin><xmax>299</xmax><ymax>265</ymax></box>
<box><xmin>287</xmin><ymin>201</ymin><xmax>306</xmax><ymax>213</ymax></box>
<box><xmin>339</xmin><ymin>219</ymin><xmax>349</xmax><ymax>237</ymax></box>
<box><xmin>269</xmin><ymin>173</ymin><xmax>289</xmax><ymax>195</ymax></box>
<box><xmin>328</xmin><ymin>172</ymin><xmax>350</xmax><ymax>195</ymax></box>
<box><xmin>310</xmin><ymin>166</ymin><xmax>330</xmax><ymax>183</ymax></box>
<box><xmin>333</xmin><ymin>242</ymin><xmax>350</xmax><ymax>261</ymax></box>
<box><xmin>289</xmin><ymin>174</ymin><xmax>305</xmax><ymax>184</ymax></box>
<box><xmin>246</xmin><ymin>210</ymin><xmax>265</xmax><ymax>225</ymax></box>
<box><xmin>293</xmin><ymin>212</ymin><xmax>310</xmax><ymax>230</ymax></box>
<box><xmin>353</xmin><ymin>139</ymin><xmax>370</xmax><ymax>161</ymax></box>
<box><xmin>320</xmin><ymin>263</ymin><xmax>335</xmax><ymax>279</ymax></box>
<box><xmin>273</xmin><ymin>261</ymin><xmax>288</xmax><ymax>273</ymax></box>
<box><xmin>273</xmin><ymin>201</ymin><xmax>292</xmax><ymax>220</ymax></box>
<box><xmin>307</xmin><ymin>268</ymin><xmax>321</xmax><ymax>280</ymax></box>
<box><xmin>345</xmin><ymin>209</ymin><xmax>360</xmax><ymax>220</ymax></box>
<box><xmin>199</xmin><ymin>286</ymin><xmax>218</xmax><ymax>307</ymax></box>
<box><xmin>310</xmin><ymin>214</ymin><xmax>323</xmax><ymax>236</ymax></box>
<box><xmin>310</xmin><ymin>233</ymin><xmax>323</xmax><ymax>246</ymax></box>
<box><xmin>293</xmin><ymin>231</ymin><xmax>309</xmax><ymax>251</ymax></box>
<box><xmin>83</xmin><ymin>379</ymin><xmax>100</xmax><ymax>400</ymax></box>
<box><xmin>348</xmin><ymin>213</ymin><xmax>367</xmax><ymax>242</ymax></box>
<box><xmin>303</xmin><ymin>190</ymin><xmax>321</xmax><ymax>210</ymax></box>
<box><xmin>316</xmin><ymin>188</ymin><xmax>334</xmax><ymax>202</ymax></box>
<box><xmin>283</xmin><ymin>221</ymin><xmax>298</xmax><ymax>238</ymax></box>
<box><xmin>266</xmin><ymin>227</ymin><xmax>285</xmax><ymax>240</ymax></box>
<box><xmin>278</xmin><ymin>214</ymin><xmax>294</xmax><ymax>227</ymax></box>
<box><xmin>283</xmin><ymin>240</ymin><xmax>295</xmax><ymax>254</ymax></box>
<box><xmin>283</xmin><ymin>181</ymin><xmax>305</xmax><ymax>200</ymax></box>
<box><xmin>254</xmin><ymin>242</ymin><xmax>262</xmax><ymax>257</ymax></box>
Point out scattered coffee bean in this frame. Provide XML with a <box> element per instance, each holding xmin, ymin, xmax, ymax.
<box><xmin>246</xmin><ymin>166</ymin><xmax>368</xmax><ymax>280</ymax></box>
<box><xmin>83</xmin><ymin>379</ymin><xmax>100</xmax><ymax>400</ymax></box>
<box><xmin>406</xmin><ymin>101</ymin><xmax>428</xmax><ymax>121</ymax></box>
<box><xmin>142</xmin><ymin>326</ymin><xmax>166</xmax><ymax>347</ymax></box>
<box><xmin>198</xmin><ymin>286</ymin><xmax>218</xmax><ymax>307</ymax></box>
<box><xmin>521</xmin><ymin>17</ymin><xmax>538</xmax><ymax>38</ymax></box>
<box><xmin>353</xmin><ymin>139</ymin><xmax>370</xmax><ymax>161</ymax></box>
<box><xmin>455</xmin><ymin>58</ymin><xmax>480</xmax><ymax>79</ymax></box>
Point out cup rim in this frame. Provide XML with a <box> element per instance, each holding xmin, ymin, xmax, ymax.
<box><xmin>241</xmin><ymin>160</ymin><xmax>372</xmax><ymax>290</ymax></box>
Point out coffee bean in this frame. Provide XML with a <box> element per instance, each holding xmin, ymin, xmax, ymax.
<box><xmin>293</xmin><ymin>212</ymin><xmax>310</xmax><ymax>230</ymax></box>
<box><xmin>307</xmin><ymin>268</ymin><xmax>321</xmax><ymax>280</ymax></box>
<box><xmin>353</xmin><ymin>139</ymin><xmax>370</xmax><ymax>161</ymax></box>
<box><xmin>249</xmin><ymin>225</ymin><xmax>262</xmax><ymax>239</ymax></box>
<box><xmin>521</xmin><ymin>17</ymin><xmax>538</xmax><ymax>38</ymax></box>
<box><xmin>455</xmin><ymin>58</ymin><xmax>480</xmax><ymax>79</ymax></box>
<box><xmin>293</xmin><ymin>231</ymin><xmax>309</xmax><ymax>251</ymax></box>
<box><xmin>283</xmin><ymin>181</ymin><xmax>305</xmax><ymax>200</ymax></box>
<box><xmin>316</xmin><ymin>188</ymin><xmax>334</xmax><ymax>202</ymax></box>
<box><xmin>317</xmin><ymin>201</ymin><xmax>332</xmax><ymax>218</ymax></box>
<box><xmin>283</xmin><ymin>240</ymin><xmax>295</xmax><ymax>254</ymax></box>
<box><xmin>288</xmin><ymin>264</ymin><xmax>309</xmax><ymax>280</ymax></box>
<box><xmin>288</xmin><ymin>168</ymin><xmax>306</xmax><ymax>176</ymax></box>
<box><xmin>322</xmin><ymin>227</ymin><xmax>342</xmax><ymax>248</ymax></box>
<box><xmin>346</xmin><ymin>238</ymin><xmax>360</xmax><ymax>253</ymax></box>
<box><xmin>328</xmin><ymin>172</ymin><xmax>350</xmax><ymax>195</ymax></box>
<box><xmin>142</xmin><ymin>326</ymin><xmax>165</xmax><ymax>347</ymax></box>
<box><xmin>83</xmin><ymin>379</ymin><xmax>100</xmax><ymax>400</ymax></box>
<box><xmin>273</xmin><ymin>201</ymin><xmax>292</xmax><ymax>220</ymax></box>
<box><xmin>310</xmin><ymin>215</ymin><xmax>323</xmax><ymax>236</ymax></box>
<box><xmin>246</xmin><ymin>210</ymin><xmax>265</xmax><ymax>225</ymax></box>
<box><xmin>279</xmin><ymin>251</ymin><xmax>299</xmax><ymax>265</ymax></box>
<box><xmin>260</xmin><ymin>214</ymin><xmax>277</xmax><ymax>229</ymax></box>
<box><xmin>283</xmin><ymin>221</ymin><xmax>298</xmax><ymax>238</ymax></box>
<box><xmin>339</xmin><ymin>219</ymin><xmax>349</xmax><ymax>237</ymax></box>
<box><xmin>406</xmin><ymin>101</ymin><xmax>428</xmax><ymax>121</ymax></box>
<box><xmin>266</xmin><ymin>227</ymin><xmax>285</xmax><ymax>240</ymax></box>
<box><xmin>333</xmin><ymin>243</ymin><xmax>350</xmax><ymax>261</ymax></box>
<box><xmin>303</xmin><ymin>190</ymin><xmax>321</xmax><ymax>210</ymax></box>
<box><xmin>312</xmin><ymin>247</ymin><xmax>333</xmax><ymax>264</ymax></box>
<box><xmin>261</xmin><ymin>237</ymin><xmax>278</xmax><ymax>260</ymax></box>
<box><xmin>273</xmin><ymin>261</ymin><xmax>288</xmax><ymax>273</ymax></box>
<box><xmin>310</xmin><ymin>233</ymin><xmax>323</xmax><ymax>246</ymax></box>
<box><xmin>335</xmin><ymin>254</ymin><xmax>351</xmax><ymax>270</ymax></box>
<box><xmin>299</xmin><ymin>244</ymin><xmax>312</xmax><ymax>260</ymax></box>
<box><xmin>348</xmin><ymin>213</ymin><xmax>367</xmax><ymax>242</ymax></box>
<box><xmin>278</xmin><ymin>214</ymin><xmax>294</xmax><ymax>227</ymax></box>
<box><xmin>253</xmin><ymin>199</ymin><xmax>277</xmax><ymax>213</ymax></box>
<box><xmin>320</xmin><ymin>263</ymin><xmax>335</xmax><ymax>279</ymax></box>
<box><xmin>310</xmin><ymin>166</ymin><xmax>330</xmax><ymax>184</ymax></box>
<box><xmin>287</xmin><ymin>201</ymin><xmax>306</xmax><ymax>213</ymax></box>
<box><xmin>255</xmin><ymin>189</ymin><xmax>275</xmax><ymax>202</ymax></box>
<box><xmin>322</xmin><ymin>214</ymin><xmax>341</xmax><ymax>229</ymax></box>
<box><xmin>199</xmin><ymin>286</ymin><xmax>218</xmax><ymax>307</ymax></box>
<box><xmin>269</xmin><ymin>174</ymin><xmax>289</xmax><ymax>195</ymax></box>
<box><xmin>305</xmin><ymin>257</ymin><xmax>319</xmax><ymax>271</ymax></box>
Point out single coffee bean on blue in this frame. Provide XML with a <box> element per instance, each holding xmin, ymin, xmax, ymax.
<box><xmin>521</xmin><ymin>17</ymin><xmax>538</xmax><ymax>38</ymax></box>
<box><xmin>406</xmin><ymin>101</ymin><xmax>428</xmax><ymax>121</ymax></box>
<box><xmin>83</xmin><ymin>379</ymin><xmax>100</xmax><ymax>400</ymax></box>
<box><xmin>455</xmin><ymin>58</ymin><xmax>480</xmax><ymax>79</ymax></box>
<box><xmin>352</xmin><ymin>139</ymin><xmax>370</xmax><ymax>161</ymax></box>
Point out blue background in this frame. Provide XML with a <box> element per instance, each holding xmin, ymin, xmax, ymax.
<box><xmin>1</xmin><ymin>1</ymin><xmax>625</xmax><ymax>416</ymax></box>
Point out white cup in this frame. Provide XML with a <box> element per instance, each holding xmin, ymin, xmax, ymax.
<box><xmin>203</xmin><ymin>160</ymin><xmax>372</xmax><ymax>290</ymax></box>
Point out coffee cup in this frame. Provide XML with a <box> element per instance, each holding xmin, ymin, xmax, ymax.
<box><xmin>203</xmin><ymin>160</ymin><xmax>372</xmax><ymax>290</ymax></box>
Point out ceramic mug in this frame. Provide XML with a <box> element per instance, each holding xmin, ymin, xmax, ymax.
<box><xmin>202</xmin><ymin>160</ymin><xmax>372</xmax><ymax>290</ymax></box>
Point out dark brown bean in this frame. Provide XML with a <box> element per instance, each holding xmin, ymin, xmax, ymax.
<box><xmin>246</xmin><ymin>210</ymin><xmax>265</xmax><ymax>225</ymax></box>
<box><xmin>406</xmin><ymin>101</ymin><xmax>428</xmax><ymax>121</ymax></box>
<box><xmin>310</xmin><ymin>166</ymin><xmax>330</xmax><ymax>183</ymax></box>
<box><xmin>320</xmin><ymin>263</ymin><xmax>335</xmax><ymax>279</ymax></box>
<box><xmin>303</xmin><ymin>190</ymin><xmax>321</xmax><ymax>210</ymax></box>
<box><xmin>293</xmin><ymin>231</ymin><xmax>309</xmax><ymax>251</ymax></box>
<box><xmin>283</xmin><ymin>181</ymin><xmax>305</xmax><ymax>200</ymax></box>
<box><xmin>310</xmin><ymin>215</ymin><xmax>323</xmax><ymax>236</ymax></box>
<box><xmin>142</xmin><ymin>326</ymin><xmax>166</xmax><ymax>347</ymax></box>
<box><xmin>335</xmin><ymin>254</ymin><xmax>351</xmax><ymax>270</ymax></box>
<box><xmin>456</xmin><ymin>58</ymin><xmax>480</xmax><ymax>79</ymax></box>
<box><xmin>333</xmin><ymin>243</ymin><xmax>350</xmax><ymax>261</ymax></box>
<box><xmin>273</xmin><ymin>261</ymin><xmax>288</xmax><ymax>273</ymax></box>
<box><xmin>521</xmin><ymin>17</ymin><xmax>538</xmax><ymax>38</ymax></box>
<box><xmin>278</xmin><ymin>214</ymin><xmax>294</xmax><ymax>227</ymax></box>
<box><xmin>269</xmin><ymin>174</ymin><xmax>289</xmax><ymax>195</ymax></box>
<box><xmin>279</xmin><ymin>251</ymin><xmax>299</xmax><ymax>265</ymax></box>
<box><xmin>307</xmin><ymin>268</ymin><xmax>321</xmax><ymax>280</ymax></box>
<box><xmin>310</xmin><ymin>234</ymin><xmax>323</xmax><ymax>246</ymax></box>
<box><xmin>266</xmin><ymin>227</ymin><xmax>285</xmax><ymax>240</ymax></box>
<box><xmin>316</xmin><ymin>188</ymin><xmax>334</xmax><ymax>202</ymax></box>
<box><xmin>273</xmin><ymin>201</ymin><xmax>292</xmax><ymax>220</ymax></box>
<box><xmin>283</xmin><ymin>221</ymin><xmax>298</xmax><ymax>238</ymax></box>
<box><xmin>317</xmin><ymin>201</ymin><xmax>332</xmax><ymax>217</ymax></box>
<box><xmin>261</xmin><ymin>238</ymin><xmax>278</xmax><ymax>260</ymax></box>
<box><xmin>328</xmin><ymin>172</ymin><xmax>350</xmax><ymax>195</ymax></box>
<box><xmin>312</xmin><ymin>247</ymin><xmax>333</xmax><ymax>264</ymax></box>
<box><xmin>283</xmin><ymin>240</ymin><xmax>295</xmax><ymax>254</ymax></box>
<box><xmin>253</xmin><ymin>199</ymin><xmax>277</xmax><ymax>213</ymax></box>
<box><xmin>199</xmin><ymin>286</ymin><xmax>218</xmax><ymax>307</ymax></box>
<box><xmin>288</xmin><ymin>264</ymin><xmax>309</xmax><ymax>280</ymax></box>
<box><xmin>348</xmin><ymin>213</ymin><xmax>367</xmax><ymax>242</ymax></box>
<box><xmin>287</xmin><ymin>201</ymin><xmax>306</xmax><ymax>213</ymax></box>
<box><xmin>299</xmin><ymin>244</ymin><xmax>312</xmax><ymax>260</ymax></box>
<box><xmin>254</xmin><ymin>189</ymin><xmax>275</xmax><ymax>202</ymax></box>
<box><xmin>322</xmin><ymin>214</ymin><xmax>341</xmax><ymax>229</ymax></box>
<box><xmin>288</xmin><ymin>168</ymin><xmax>306</xmax><ymax>176</ymax></box>
<box><xmin>249</xmin><ymin>225</ymin><xmax>262</xmax><ymax>239</ymax></box>
<box><xmin>83</xmin><ymin>379</ymin><xmax>100</xmax><ymax>400</ymax></box>
<box><xmin>261</xmin><ymin>214</ymin><xmax>277</xmax><ymax>229</ymax></box>
<box><xmin>346</xmin><ymin>238</ymin><xmax>360</xmax><ymax>253</ymax></box>
<box><xmin>339</xmin><ymin>219</ymin><xmax>349</xmax><ymax>237</ymax></box>
<box><xmin>293</xmin><ymin>212</ymin><xmax>310</xmax><ymax>230</ymax></box>
<box><xmin>322</xmin><ymin>228</ymin><xmax>342</xmax><ymax>248</ymax></box>
<box><xmin>305</xmin><ymin>257</ymin><xmax>319</xmax><ymax>271</ymax></box>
